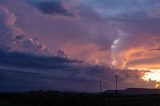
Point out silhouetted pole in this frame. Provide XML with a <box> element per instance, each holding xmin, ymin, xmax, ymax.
<box><xmin>100</xmin><ymin>80</ymin><xmax>102</xmax><ymax>93</ymax></box>
<box><xmin>115</xmin><ymin>75</ymin><xmax>118</xmax><ymax>94</ymax></box>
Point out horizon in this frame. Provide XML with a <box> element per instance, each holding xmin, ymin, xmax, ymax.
<box><xmin>1</xmin><ymin>0</ymin><xmax>160</xmax><ymax>92</ymax></box>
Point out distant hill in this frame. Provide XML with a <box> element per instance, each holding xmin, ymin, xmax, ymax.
<box><xmin>105</xmin><ymin>88</ymin><xmax>160</xmax><ymax>94</ymax></box>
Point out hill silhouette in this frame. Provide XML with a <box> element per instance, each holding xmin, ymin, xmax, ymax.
<box><xmin>105</xmin><ymin>88</ymin><xmax>160</xmax><ymax>94</ymax></box>
<box><xmin>1</xmin><ymin>89</ymin><xmax>160</xmax><ymax>106</ymax></box>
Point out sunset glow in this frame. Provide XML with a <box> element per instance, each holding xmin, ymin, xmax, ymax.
<box><xmin>143</xmin><ymin>69</ymin><xmax>160</xmax><ymax>82</ymax></box>
<box><xmin>1</xmin><ymin>0</ymin><xmax>160</xmax><ymax>92</ymax></box>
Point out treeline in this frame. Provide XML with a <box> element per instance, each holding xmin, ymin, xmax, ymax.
<box><xmin>1</xmin><ymin>90</ymin><xmax>160</xmax><ymax>106</ymax></box>
<box><xmin>0</xmin><ymin>90</ymin><xmax>106</xmax><ymax>106</ymax></box>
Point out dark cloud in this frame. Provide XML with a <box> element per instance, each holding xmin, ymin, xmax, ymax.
<box><xmin>31</xmin><ymin>1</ymin><xmax>74</xmax><ymax>17</ymax></box>
<box><xmin>0</xmin><ymin>50</ymin><xmax>156</xmax><ymax>92</ymax></box>
<box><xmin>0</xmin><ymin>50</ymin><xmax>77</xmax><ymax>70</ymax></box>
<box><xmin>0</xmin><ymin>0</ymin><xmax>159</xmax><ymax>91</ymax></box>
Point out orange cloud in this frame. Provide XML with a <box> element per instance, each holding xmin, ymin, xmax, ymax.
<box><xmin>60</xmin><ymin>41</ymin><xmax>112</xmax><ymax>65</ymax></box>
<box><xmin>112</xmin><ymin>34</ymin><xmax>160</xmax><ymax>69</ymax></box>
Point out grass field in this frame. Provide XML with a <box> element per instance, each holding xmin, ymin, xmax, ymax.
<box><xmin>1</xmin><ymin>90</ymin><xmax>160</xmax><ymax>106</ymax></box>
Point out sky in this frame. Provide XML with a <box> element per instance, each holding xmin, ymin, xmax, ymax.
<box><xmin>0</xmin><ymin>0</ymin><xmax>160</xmax><ymax>92</ymax></box>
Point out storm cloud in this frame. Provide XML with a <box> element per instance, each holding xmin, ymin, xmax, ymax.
<box><xmin>30</xmin><ymin>0</ymin><xmax>74</xmax><ymax>17</ymax></box>
<box><xmin>0</xmin><ymin>0</ymin><xmax>160</xmax><ymax>92</ymax></box>
<box><xmin>0</xmin><ymin>50</ymin><xmax>157</xmax><ymax>92</ymax></box>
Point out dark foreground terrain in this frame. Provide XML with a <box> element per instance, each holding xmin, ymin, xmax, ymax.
<box><xmin>1</xmin><ymin>90</ymin><xmax>160</xmax><ymax>106</ymax></box>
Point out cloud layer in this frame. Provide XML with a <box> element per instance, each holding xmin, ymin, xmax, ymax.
<box><xmin>0</xmin><ymin>0</ymin><xmax>160</xmax><ymax>91</ymax></box>
<box><xmin>2</xmin><ymin>0</ymin><xmax>117</xmax><ymax>64</ymax></box>
<box><xmin>0</xmin><ymin>50</ymin><xmax>157</xmax><ymax>92</ymax></box>
<box><xmin>0</xmin><ymin>4</ymin><xmax>49</xmax><ymax>55</ymax></box>
<box><xmin>30</xmin><ymin>0</ymin><xmax>74</xmax><ymax>17</ymax></box>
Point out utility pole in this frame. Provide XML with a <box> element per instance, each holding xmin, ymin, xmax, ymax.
<box><xmin>115</xmin><ymin>75</ymin><xmax>118</xmax><ymax>94</ymax></box>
